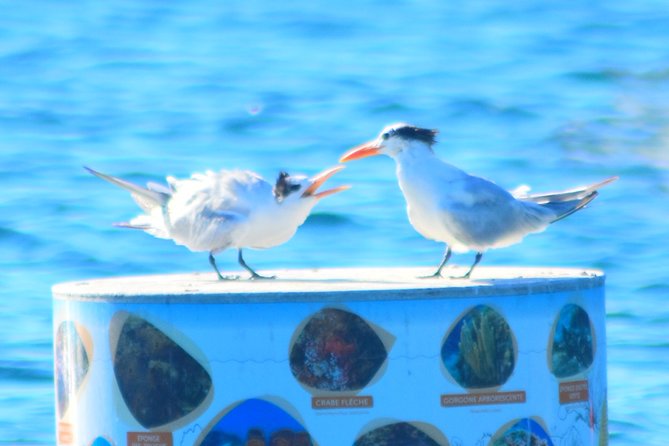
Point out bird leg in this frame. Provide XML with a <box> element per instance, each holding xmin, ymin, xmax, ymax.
<box><xmin>238</xmin><ymin>249</ymin><xmax>276</xmax><ymax>280</ymax></box>
<box><xmin>454</xmin><ymin>252</ymin><xmax>483</xmax><ymax>279</ymax></box>
<box><xmin>420</xmin><ymin>246</ymin><xmax>452</xmax><ymax>279</ymax></box>
<box><xmin>209</xmin><ymin>253</ymin><xmax>239</xmax><ymax>281</ymax></box>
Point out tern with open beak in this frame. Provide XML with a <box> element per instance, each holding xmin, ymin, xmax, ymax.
<box><xmin>340</xmin><ymin>122</ymin><xmax>617</xmax><ymax>279</ymax></box>
<box><xmin>86</xmin><ymin>165</ymin><xmax>348</xmax><ymax>280</ymax></box>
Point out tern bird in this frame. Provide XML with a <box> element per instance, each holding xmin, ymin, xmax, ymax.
<box><xmin>340</xmin><ymin>123</ymin><xmax>617</xmax><ymax>279</ymax></box>
<box><xmin>85</xmin><ymin>165</ymin><xmax>348</xmax><ymax>280</ymax></box>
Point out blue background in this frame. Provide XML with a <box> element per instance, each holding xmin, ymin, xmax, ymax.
<box><xmin>1</xmin><ymin>0</ymin><xmax>668</xmax><ymax>444</ymax></box>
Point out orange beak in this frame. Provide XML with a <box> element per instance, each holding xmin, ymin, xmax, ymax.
<box><xmin>302</xmin><ymin>165</ymin><xmax>350</xmax><ymax>199</ymax></box>
<box><xmin>339</xmin><ymin>141</ymin><xmax>382</xmax><ymax>162</ymax></box>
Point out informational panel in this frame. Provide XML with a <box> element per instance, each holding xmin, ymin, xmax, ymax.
<box><xmin>53</xmin><ymin>269</ymin><xmax>607</xmax><ymax>446</ymax></box>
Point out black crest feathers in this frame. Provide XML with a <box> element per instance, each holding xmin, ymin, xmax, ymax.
<box><xmin>274</xmin><ymin>171</ymin><xmax>300</xmax><ymax>201</ymax></box>
<box><xmin>394</xmin><ymin>125</ymin><xmax>438</xmax><ymax>146</ymax></box>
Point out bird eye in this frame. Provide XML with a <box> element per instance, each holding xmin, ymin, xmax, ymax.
<box><xmin>381</xmin><ymin>132</ymin><xmax>390</xmax><ymax>140</ymax></box>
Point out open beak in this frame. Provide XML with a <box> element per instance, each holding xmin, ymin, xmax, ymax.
<box><xmin>302</xmin><ymin>165</ymin><xmax>350</xmax><ymax>199</ymax></box>
<box><xmin>339</xmin><ymin>141</ymin><xmax>382</xmax><ymax>162</ymax></box>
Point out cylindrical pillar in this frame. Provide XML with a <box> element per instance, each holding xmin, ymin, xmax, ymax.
<box><xmin>52</xmin><ymin>267</ymin><xmax>607</xmax><ymax>446</ymax></box>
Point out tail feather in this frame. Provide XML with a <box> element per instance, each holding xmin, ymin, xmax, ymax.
<box><xmin>521</xmin><ymin>176</ymin><xmax>618</xmax><ymax>204</ymax></box>
<box><xmin>114</xmin><ymin>216</ymin><xmax>170</xmax><ymax>239</ymax></box>
<box><xmin>545</xmin><ymin>191</ymin><xmax>599</xmax><ymax>223</ymax></box>
<box><xmin>113</xmin><ymin>222</ymin><xmax>152</xmax><ymax>230</ymax></box>
<box><xmin>85</xmin><ymin>166</ymin><xmax>170</xmax><ymax>212</ymax></box>
<box><xmin>518</xmin><ymin>176</ymin><xmax>617</xmax><ymax>223</ymax></box>
<box><xmin>147</xmin><ymin>181</ymin><xmax>174</xmax><ymax>195</ymax></box>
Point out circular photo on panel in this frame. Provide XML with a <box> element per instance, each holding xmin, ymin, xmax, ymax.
<box><xmin>489</xmin><ymin>417</ymin><xmax>553</xmax><ymax>446</ymax></box>
<box><xmin>549</xmin><ymin>304</ymin><xmax>595</xmax><ymax>378</ymax></box>
<box><xmin>441</xmin><ymin>305</ymin><xmax>516</xmax><ymax>389</ymax></box>
<box><xmin>110</xmin><ymin>312</ymin><xmax>213</xmax><ymax>429</ymax></box>
<box><xmin>197</xmin><ymin>398</ymin><xmax>314</xmax><ymax>446</ymax></box>
<box><xmin>290</xmin><ymin>307</ymin><xmax>393</xmax><ymax>393</ymax></box>
<box><xmin>89</xmin><ymin>437</ymin><xmax>114</xmax><ymax>446</ymax></box>
<box><xmin>354</xmin><ymin>421</ymin><xmax>449</xmax><ymax>446</ymax></box>
<box><xmin>55</xmin><ymin>321</ymin><xmax>92</xmax><ymax>418</ymax></box>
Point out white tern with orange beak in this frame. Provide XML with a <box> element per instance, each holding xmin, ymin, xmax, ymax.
<box><xmin>86</xmin><ymin>165</ymin><xmax>348</xmax><ymax>280</ymax></box>
<box><xmin>340</xmin><ymin>123</ymin><xmax>617</xmax><ymax>279</ymax></box>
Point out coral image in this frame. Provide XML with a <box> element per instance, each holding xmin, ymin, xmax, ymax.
<box><xmin>112</xmin><ymin>314</ymin><xmax>212</xmax><ymax>428</ymax></box>
<box><xmin>441</xmin><ymin>305</ymin><xmax>516</xmax><ymax>389</ymax></box>
<box><xmin>549</xmin><ymin>304</ymin><xmax>594</xmax><ymax>378</ymax></box>
<box><xmin>290</xmin><ymin>307</ymin><xmax>390</xmax><ymax>392</ymax></box>
<box><xmin>55</xmin><ymin>321</ymin><xmax>90</xmax><ymax>418</ymax></box>
<box><xmin>354</xmin><ymin>422</ymin><xmax>448</xmax><ymax>446</ymax></box>
<box><xmin>197</xmin><ymin>398</ymin><xmax>314</xmax><ymax>446</ymax></box>
<box><xmin>489</xmin><ymin>417</ymin><xmax>553</xmax><ymax>446</ymax></box>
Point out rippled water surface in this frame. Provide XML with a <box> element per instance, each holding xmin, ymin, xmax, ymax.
<box><xmin>1</xmin><ymin>1</ymin><xmax>668</xmax><ymax>444</ymax></box>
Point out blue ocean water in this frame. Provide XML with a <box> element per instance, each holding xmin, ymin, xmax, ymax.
<box><xmin>1</xmin><ymin>0</ymin><xmax>668</xmax><ymax>444</ymax></box>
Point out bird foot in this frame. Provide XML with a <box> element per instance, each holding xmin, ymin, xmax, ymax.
<box><xmin>418</xmin><ymin>272</ymin><xmax>443</xmax><ymax>279</ymax></box>
<box><xmin>249</xmin><ymin>273</ymin><xmax>276</xmax><ymax>280</ymax></box>
<box><xmin>449</xmin><ymin>271</ymin><xmax>473</xmax><ymax>280</ymax></box>
<box><xmin>216</xmin><ymin>274</ymin><xmax>240</xmax><ymax>281</ymax></box>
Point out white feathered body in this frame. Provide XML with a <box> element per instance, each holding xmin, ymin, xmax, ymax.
<box><xmin>393</xmin><ymin>145</ymin><xmax>566</xmax><ymax>253</ymax></box>
<box><xmin>125</xmin><ymin>170</ymin><xmax>316</xmax><ymax>253</ymax></box>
